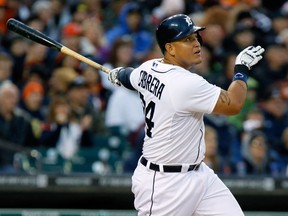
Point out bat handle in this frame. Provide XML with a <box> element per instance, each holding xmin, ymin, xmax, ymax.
<box><xmin>60</xmin><ymin>46</ymin><xmax>111</xmax><ymax>74</ymax></box>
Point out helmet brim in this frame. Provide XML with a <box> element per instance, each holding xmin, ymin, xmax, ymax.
<box><xmin>194</xmin><ymin>26</ymin><xmax>206</xmax><ymax>32</ymax></box>
<box><xmin>170</xmin><ymin>25</ymin><xmax>205</xmax><ymax>42</ymax></box>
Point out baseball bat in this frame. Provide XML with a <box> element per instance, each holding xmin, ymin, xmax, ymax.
<box><xmin>6</xmin><ymin>18</ymin><xmax>110</xmax><ymax>74</ymax></box>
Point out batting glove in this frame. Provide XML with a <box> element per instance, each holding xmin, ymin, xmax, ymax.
<box><xmin>108</xmin><ymin>67</ymin><xmax>122</xmax><ymax>86</ymax></box>
<box><xmin>235</xmin><ymin>46</ymin><xmax>265</xmax><ymax>70</ymax></box>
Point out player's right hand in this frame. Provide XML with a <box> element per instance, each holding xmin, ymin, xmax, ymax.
<box><xmin>108</xmin><ymin>67</ymin><xmax>122</xmax><ymax>86</ymax></box>
<box><xmin>235</xmin><ymin>46</ymin><xmax>265</xmax><ymax>70</ymax></box>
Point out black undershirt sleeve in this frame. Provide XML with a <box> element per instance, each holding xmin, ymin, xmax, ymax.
<box><xmin>117</xmin><ymin>67</ymin><xmax>135</xmax><ymax>90</ymax></box>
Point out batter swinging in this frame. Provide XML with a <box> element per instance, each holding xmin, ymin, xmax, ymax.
<box><xmin>108</xmin><ymin>14</ymin><xmax>265</xmax><ymax>216</ymax></box>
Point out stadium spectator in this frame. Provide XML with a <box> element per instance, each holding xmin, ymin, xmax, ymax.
<box><xmin>82</xmin><ymin>65</ymin><xmax>111</xmax><ymax>113</ymax></box>
<box><xmin>0</xmin><ymin>52</ymin><xmax>13</xmax><ymax>84</ymax></box>
<box><xmin>151</xmin><ymin>0</ymin><xmax>185</xmax><ymax>25</ymax></box>
<box><xmin>40</xmin><ymin>95</ymin><xmax>93</xmax><ymax>158</ymax></box>
<box><xmin>80</xmin><ymin>16</ymin><xmax>109</xmax><ymax>63</ymax></box>
<box><xmin>238</xmin><ymin>130</ymin><xmax>271</xmax><ymax>176</ymax></box>
<box><xmin>192</xmin><ymin>45</ymin><xmax>221</xmax><ymax>84</ymax></box>
<box><xmin>278</xmin><ymin>28</ymin><xmax>288</xmax><ymax>49</ymax></box>
<box><xmin>223</xmin><ymin>24</ymin><xmax>257</xmax><ymax>54</ymax></box>
<box><xmin>204</xmin><ymin>114</ymin><xmax>241</xmax><ymax>169</ymax></box>
<box><xmin>24</xmin><ymin>64</ymin><xmax>50</xmax><ymax>88</ymax></box>
<box><xmin>199</xmin><ymin>5</ymin><xmax>231</xmax><ymax>61</ymax></box>
<box><xmin>258</xmin><ymin>86</ymin><xmax>288</xmax><ymax>163</ymax></box>
<box><xmin>20</xmin><ymin>81</ymin><xmax>45</xmax><ymax>117</ymax></box>
<box><xmin>54</xmin><ymin>21</ymin><xmax>83</xmax><ymax>70</ymax></box>
<box><xmin>105</xmin><ymin>86</ymin><xmax>144</xmax><ymax>146</ymax></box>
<box><xmin>214</xmin><ymin>52</ymin><xmax>237</xmax><ymax>90</ymax></box>
<box><xmin>0</xmin><ymin>0</ymin><xmax>25</xmax><ymax>36</ymax></box>
<box><xmin>49</xmin><ymin>0</ymin><xmax>72</xmax><ymax>41</ymax></box>
<box><xmin>105</xmin><ymin>2</ymin><xmax>154</xmax><ymax>63</ymax></box>
<box><xmin>5</xmin><ymin>36</ymin><xmax>27</xmax><ymax>86</ymax></box>
<box><xmin>67</xmin><ymin>75</ymin><xmax>106</xmax><ymax>135</ymax></box>
<box><xmin>18</xmin><ymin>81</ymin><xmax>46</xmax><ymax>139</ymax></box>
<box><xmin>101</xmin><ymin>36</ymin><xmax>136</xmax><ymax>92</ymax></box>
<box><xmin>23</xmin><ymin>42</ymin><xmax>49</xmax><ymax>79</ymax></box>
<box><xmin>70</xmin><ymin>2</ymin><xmax>90</xmax><ymax>24</ymax></box>
<box><xmin>241</xmin><ymin>108</ymin><xmax>266</xmax><ymax>164</ymax></box>
<box><xmin>48</xmin><ymin>66</ymin><xmax>78</xmax><ymax>98</ymax></box>
<box><xmin>204</xmin><ymin>125</ymin><xmax>232</xmax><ymax>174</ymax></box>
<box><xmin>242</xmin><ymin>108</ymin><xmax>265</xmax><ymax>134</ymax></box>
<box><xmin>79</xmin><ymin>0</ymin><xmax>103</xmax><ymax>20</ymax></box>
<box><xmin>271</xmin><ymin>11</ymin><xmax>288</xmax><ymax>36</ymax></box>
<box><xmin>122</xmin><ymin>129</ymin><xmax>144</xmax><ymax>173</ymax></box>
<box><xmin>0</xmin><ymin>81</ymin><xmax>37</xmax><ymax>172</ymax></box>
<box><xmin>142</xmin><ymin>41</ymin><xmax>162</xmax><ymax>61</ymax></box>
<box><xmin>228</xmin><ymin>77</ymin><xmax>260</xmax><ymax>132</ymax></box>
<box><xmin>30</xmin><ymin>0</ymin><xmax>55</xmax><ymax>40</ymax></box>
<box><xmin>252</xmin><ymin>43</ymin><xmax>288</xmax><ymax>94</ymax></box>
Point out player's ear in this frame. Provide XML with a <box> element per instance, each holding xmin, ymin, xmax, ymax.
<box><xmin>165</xmin><ymin>43</ymin><xmax>175</xmax><ymax>56</ymax></box>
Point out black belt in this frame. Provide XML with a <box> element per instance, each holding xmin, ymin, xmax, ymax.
<box><xmin>140</xmin><ymin>157</ymin><xmax>201</xmax><ymax>173</ymax></box>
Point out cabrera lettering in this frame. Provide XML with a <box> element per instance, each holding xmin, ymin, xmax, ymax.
<box><xmin>138</xmin><ymin>70</ymin><xmax>165</xmax><ymax>100</ymax></box>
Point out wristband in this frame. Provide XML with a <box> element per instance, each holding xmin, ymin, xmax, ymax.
<box><xmin>233</xmin><ymin>65</ymin><xmax>249</xmax><ymax>83</ymax></box>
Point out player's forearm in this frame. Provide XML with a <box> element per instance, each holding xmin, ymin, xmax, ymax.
<box><xmin>226</xmin><ymin>80</ymin><xmax>247</xmax><ymax>114</ymax></box>
<box><xmin>213</xmin><ymin>65</ymin><xmax>248</xmax><ymax>115</ymax></box>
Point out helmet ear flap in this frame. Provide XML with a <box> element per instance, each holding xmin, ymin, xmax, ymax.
<box><xmin>196</xmin><ymin>32</ymin><xmax>203</xmax><ymax>46</ymax></box>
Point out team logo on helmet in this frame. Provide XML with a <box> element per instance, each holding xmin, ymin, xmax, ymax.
<box><xmin>184</xmin><ymin>16</ymin><xmax>193</xmax><ymax>26</ymax></box>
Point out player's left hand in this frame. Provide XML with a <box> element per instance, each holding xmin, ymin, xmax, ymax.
<box><xmin>235</xmin><ymin>45</ymin><xmax>265</xmax><ymax>70</ymax></box>
<box><xmin>108</xmin><ymin>67</ymin><xmax>122</xmax><ymax>86</ymax></box>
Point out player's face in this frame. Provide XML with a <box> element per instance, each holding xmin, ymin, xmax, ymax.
<box><xmin>168</xmin><ymin>33</ymin><xmax>202</xmax><ymax>69</ymax></box>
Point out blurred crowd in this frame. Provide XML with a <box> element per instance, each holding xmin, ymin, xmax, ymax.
<box><xmin>0</xmin><ymin>0</ymin><xmax>287</xmax><ymax>177</ymax></box>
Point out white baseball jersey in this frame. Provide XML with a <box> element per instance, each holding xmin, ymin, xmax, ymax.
<box><xmin>124</xmin><ymin>59</ymin><xmax>244</xmax><ymax>216</ymax></box>
<box><xmin>129</xmin><ymin>59</ymin><xmax>221</xmax><ymax>165</ymax></box>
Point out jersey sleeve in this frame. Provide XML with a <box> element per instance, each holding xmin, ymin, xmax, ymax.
<box><xmin>169</xmin><ymin>72</ymin><xmax>221</xmax><ymax>114</ymax></box>
<box><xmin>118</xmin><ymin>67</ymin><xmax>135</xmax><ymax>90</ymax></box>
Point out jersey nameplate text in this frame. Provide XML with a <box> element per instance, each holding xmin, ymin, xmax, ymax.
<box><xmin>138</xmin><ymin>70</ymin><xmax>165</xmax><ymax>100</ymax></box>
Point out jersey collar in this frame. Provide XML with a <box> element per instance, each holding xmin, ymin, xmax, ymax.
<box><xmin>151</xmin><ymin>58</ymin><xmax>180</xmax><ymax>73</ymax></box>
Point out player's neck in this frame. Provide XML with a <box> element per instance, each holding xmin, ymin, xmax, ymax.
<box><xmin>162</xmin><ymin>57</ymin><xmax>193</xmax><ymax>70</ymax></box>
<box><xmin>162</xmin><ymin>58</ymin><xmax>173</xmax><ymax>65</ymax></box>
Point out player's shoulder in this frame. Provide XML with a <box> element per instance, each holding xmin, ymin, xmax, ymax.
<box><xmin>167</xmin><ymin>70</ymin><xmax>213</xmax><ymax>94</ymax></box>
<box><xmin>167</xmin><ymin>68</ymin><xmax>204</xmax><ymax>80</ymax></box>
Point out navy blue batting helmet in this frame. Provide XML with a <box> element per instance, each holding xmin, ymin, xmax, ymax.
<box><xmin>156</xmin><ymin>14</ymin><xmax>205</xmax><ymax>53</ymax></box>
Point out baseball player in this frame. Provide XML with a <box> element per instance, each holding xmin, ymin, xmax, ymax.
<box><xmin>108</xmin><ymin>14</ymin><xmax>264</xmax><ymax>216</ymax></box>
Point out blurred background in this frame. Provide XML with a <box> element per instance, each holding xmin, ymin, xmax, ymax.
<box><xmin>0</xmin><ymin>0</ymin><xmax>288</xmax><ymax>215</ymax></box>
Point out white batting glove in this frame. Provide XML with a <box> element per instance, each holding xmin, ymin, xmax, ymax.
<box><xmin>235</xmin><ymin>45</ymin><xmax>265</xmax><ymax>70</ymax></box>
<box><xmin>108</xmin><ymin>67</ymin><xmax>122</xmax><ymax>86</ymax></box>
